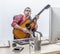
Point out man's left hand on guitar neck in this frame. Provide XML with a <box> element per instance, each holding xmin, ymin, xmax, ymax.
<box><xmin>35</xmin><ymin>15</ymin><xmax>39</xmax><ymax>20</ymax></box>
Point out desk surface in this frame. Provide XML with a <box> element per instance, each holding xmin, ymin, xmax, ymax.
<box><xmin>0</xmin><ymin>41</ymin><xmax>60</xmax><ymax>54</ymax></box>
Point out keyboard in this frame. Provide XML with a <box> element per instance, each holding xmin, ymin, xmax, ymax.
<box><xmin>13</xmin><ymin>38</ymin><xmax>29</xmax><ymax>45</ymax></box>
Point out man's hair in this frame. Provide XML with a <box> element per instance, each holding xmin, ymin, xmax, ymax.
<box><xmin>24</xmin><ymin>7</ymin><xmax>31</xmax><ymax>11</ymax></box>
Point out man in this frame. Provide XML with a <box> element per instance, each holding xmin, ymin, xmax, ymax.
<box><xmin>11</xmin><ymin>7</ymin><xmax>39</xmax><ymax>39</ymax></box>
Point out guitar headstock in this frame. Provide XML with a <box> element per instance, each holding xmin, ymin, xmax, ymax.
<box><xmin>44</xmin><ymin>4</ymin><xmax>50</xmax><ymax>9</ymax></box>
<box><xmin>37</xmin><ymin>4</ymin><xmax>50</xmax><ymax>15</ymax></box>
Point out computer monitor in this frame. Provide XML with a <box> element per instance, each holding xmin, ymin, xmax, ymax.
<box><xmin>50</xmin><ymin>7</ymin><xmax>60</xmax><ymax>43</ymax></box>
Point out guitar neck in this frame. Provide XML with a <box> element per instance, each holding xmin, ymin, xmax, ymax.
<box><xmin>33</xmin><ymin>4</ymin><xmax>50</xmax><ymax>21</ymax></box>
<box><xmin>30</xmin><ymin>4</ymin><xmax>50</xmax><ymax>24</ymax></box>
<box><xmin>37</xmin><ymin>8</ymin><xmax>45</xmax><ymax>16</ymax></box>
<box><xmin>33</xmin><ymin>8</ymin><xmax>45</xmax><ymax>21</ymax></box>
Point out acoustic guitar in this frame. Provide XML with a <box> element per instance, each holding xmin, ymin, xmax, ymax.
<box><xmin>13</xmin><ymin>4</ymin><xmax>50</xmax><ymax>39</ymax></box>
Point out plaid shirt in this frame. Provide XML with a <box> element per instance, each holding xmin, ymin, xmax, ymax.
<box><xmin>11</xmin><ymin>14</ymin><xmax>25</xmax><ymax>27</ymax></box>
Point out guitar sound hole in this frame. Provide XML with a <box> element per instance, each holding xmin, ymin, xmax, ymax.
<box><xmin>26</xmin><ymin>23</ymin><xmax>30</xmax><ymax>27</ymax></box>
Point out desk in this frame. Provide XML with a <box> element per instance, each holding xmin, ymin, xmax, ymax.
<box><xmin>0</xmin><ymin>41</ymin><xmax>60</xmax><ymax>54</ymax></box>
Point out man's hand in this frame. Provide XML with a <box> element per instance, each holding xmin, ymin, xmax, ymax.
<box><xmin>22</xmin><ymin>28</ymin><xmax>33</xmax><ymax>34</ymax></box>
<box><xmin>35</xmin><ymin>15</ymin><xmax>39</xmax><ymax>20</ymax></box>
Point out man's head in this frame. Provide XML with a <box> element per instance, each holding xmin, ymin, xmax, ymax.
<box><xmin>24</xmin><ymin>7</ymin><xmax>31</xmax><ymax>17</ymax></box>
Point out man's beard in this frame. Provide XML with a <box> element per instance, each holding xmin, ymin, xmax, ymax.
<box><xmin>25</xmin><ymin>14</ymin><xmax>31</xmax><ymax>18</ymax></box>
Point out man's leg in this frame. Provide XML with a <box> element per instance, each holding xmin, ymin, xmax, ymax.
<box><xmin>14</xmin><ymin>36</ymin><xmax>17</xmax><ymax>39</ymax></box>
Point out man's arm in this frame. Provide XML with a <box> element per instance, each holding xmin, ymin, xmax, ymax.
<box><xmin>11</xmin><ymin>15</ymin><xmax>32</xmax><ymax>34</ymax></box>
<box><xmin>14</xmin><ymin>24</ymin><xmax>32</xmax><ymax>34</ymax></box>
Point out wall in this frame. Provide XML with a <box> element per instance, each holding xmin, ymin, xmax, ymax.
<box><xmin>0</xmin><ymin>0</ymin><xmax>60</xmax><ymax>40</ymax></box>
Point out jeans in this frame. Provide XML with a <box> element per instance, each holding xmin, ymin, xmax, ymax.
<box><xmin>14</xmin><ymin>36</ymin><xmax>17</xmax><ymax>39</ymax></box>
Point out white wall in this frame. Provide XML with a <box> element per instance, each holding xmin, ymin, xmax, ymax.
<box><xmin>0</xmin><ymin>0</ymin><xmax>60</xmax><ymax>40</ymax></box>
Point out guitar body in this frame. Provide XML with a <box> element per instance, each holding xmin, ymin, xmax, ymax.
<box><xmin>13</xmin><ymin>19</ymin><xmax>36</xmax><ymax>39</ymax></box>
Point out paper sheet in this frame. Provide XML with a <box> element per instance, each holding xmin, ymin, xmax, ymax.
<box><xmin>0</xmin><ymin>40</ymin><xmax>10</xmax><ymax>48</ymax></box>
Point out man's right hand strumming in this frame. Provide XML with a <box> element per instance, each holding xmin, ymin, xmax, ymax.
<box><xmin>21</xmin><ymin>28</ymin><xmax>33</xmax><ymax>34</ymax></box>
<box><xmin>14</xmin><ymin>24</ymin><xmax>32</xmax><ymax>34</ymax></box>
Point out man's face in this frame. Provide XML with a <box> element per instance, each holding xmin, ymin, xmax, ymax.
<box><xmin>24</xmin><ymin>8</ymin><xmax>31</xmax><ymax>17</ymax></box>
